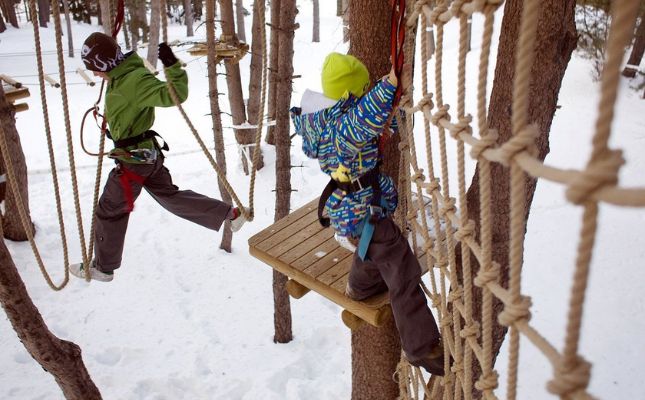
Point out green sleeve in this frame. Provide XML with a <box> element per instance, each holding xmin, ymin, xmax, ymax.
<box><xmin>135</xmin><ymin>62</ymin><xmax>189</xmax><ymax>108</ymax></box>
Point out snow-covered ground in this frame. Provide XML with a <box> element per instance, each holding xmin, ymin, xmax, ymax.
<box><xmin>1</xmin><ymin>2</ymin><xmax>643</xmax><ymax>399</ymax></box>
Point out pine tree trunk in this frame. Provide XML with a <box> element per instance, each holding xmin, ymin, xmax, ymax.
<box><xmin>463</xmin><ymin>0</ymin><xmax>577</xmax><ymax>393</ymax></box>
<box><xmin>206</xmin><ymin>0</ymin><xmax>233</xmax><ymax>252</ymax></box>
<box><xmin>137</xmin><ymin>0</ymin><xmax>149</xmax><ymax>42</ymax></box>
<box><xmin>147</xmin><ymin>0</ymin><xmax>161</xmax><ymax>68</ymax></box>
<box><xmin>37</xmin><ymin>0</ymin><xmax>49</xmax><ymax>27</ymax></box>
<box><xmin>193</xmin><ymin>0</ymin><xmax>202</xmax><ymax>20</ymax></box>
<box><xmin>82</xmin><ymin>0</ymin><xmax>91</xmax><ymax>23</ymax></box>
<box><xmin>122</xmin><ymin>10</ymin><xmax>131</xmax><ymax>49</ymax></box>
<box><xmin>98</xmin><ymin>0</ymin><xmax>111</xmax><ymax>33</ymax></box>
<box><xmin>244</xmin><ymin>0</ymin><xmax>265</xmax><ymax>170</ymax></box>
<box><xmin>622</xmin><ymin>12</ymin><xmax>645</xmax><ymax>78</ymax></box>
<box><xmin>0</xmin><ymin>85</ymin><xmax>34</xmax><ymax>241</ymax></box>
<box><xmin>348</xmin><ymin>1</ymin><xmax>401</xmax><ymax>399</ymax></box>
<box><xmin>184</xmin><ymin>0</ymin><xmax>193</xmax><ymax>36</ymax></box>
<box><xmin>219</xmin><ymin>0</ymin><xmax>260</xmax><ymax>175</ymax></box>
<box><xmin>235</xmin><ymin>0</ymin><xmax>245</xmax><ymax>42</ymax></box>
<box><xmin>127</xmin><ymin>3</ymin><xmax>139</xmax><ymax>50</ymax></box>
<box><xmin>342</xmin><ymin>0</ymin><xmax>349</xmax><ymax>43</ymax></box>
<box><xmin>97</xmin><ymin>0</ymin><xmax>102</xmax><ymax>26</ymax></box>
<box><xmin>312</xmin><ymin>0</ymin><xmax>319</xmax><ymax>42</ymax></box>
<box><xmin>264</xmin><ymin>0</ymin><xmax>280</xmax><ymax>145</ymax></box>
<box><xmin>62</xmin><ymin>0</ymin><xmax>74</xmax><ymax>57</ymax></box>
<box><xmin>0</xmin><ymin>7</ymin><xmax>6</xmax><ymax>32</ymax></box>
<box><xmin>2</xmin><ymin>0</ymin><xmax>18</xmax><ymax>28</ymax></box>
<box><xmin>272</xmin><ymin>0</ymin><xmax>296</xmax><ymax>345</ymax></box>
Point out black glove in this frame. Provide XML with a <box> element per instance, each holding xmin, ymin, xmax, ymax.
<box><xmin>158</xmin><ymin>42</ymin><xmax>178</xmax><ymax>68</ymax></box>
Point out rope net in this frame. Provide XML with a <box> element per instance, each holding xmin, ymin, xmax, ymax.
<box><xmin>395</xmin><ymin>0</ymin><xmax>644</xmax><ymax>399</ymax></box>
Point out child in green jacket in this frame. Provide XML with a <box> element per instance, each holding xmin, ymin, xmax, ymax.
<box><xmin>70</xmin><ymin>32</ymin><xmax>247</xmax><ymax>282</ymax></box>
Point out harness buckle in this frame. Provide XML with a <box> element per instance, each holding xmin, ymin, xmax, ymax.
<box><xmin>369</xmin><ymin>204</ymin><xmax>383</xmax><ymax>217</ymax></box>
<box><xmin>351</xmin><ymin>175</ymin><xmax>364</xmax><ymax>191</ymax></box>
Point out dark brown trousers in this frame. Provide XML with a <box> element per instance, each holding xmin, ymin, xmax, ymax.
<box><xmin>348</xmin><ymin>217</ymin><xmax>440</xmax><ymax>362</ymax></box>
<box><xmin>94</xmin><ymin>157</ymin><xmax>230</xmax><ymax>272</ymax></box>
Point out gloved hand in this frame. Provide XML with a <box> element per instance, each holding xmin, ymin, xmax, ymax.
<box><xmin>158</xmin><ymin>42</ymin><xmax>178</xmax><ymax>68</ymax></box>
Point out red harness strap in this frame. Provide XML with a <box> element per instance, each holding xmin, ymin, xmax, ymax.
<box><xmin>118</xmin><ymin>166</ymin><xmax>146</xmax><ymax>212</ymax></box>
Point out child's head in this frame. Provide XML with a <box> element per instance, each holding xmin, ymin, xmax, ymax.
<box><xmin>81</xmin><ymin>32</ymin><xmax>124</xmax><ymax>74</ymax></box>
<box><xmin>321</xmin><ymin>52</ymin><xmax>370</xmax><ymax>101</ymax></box>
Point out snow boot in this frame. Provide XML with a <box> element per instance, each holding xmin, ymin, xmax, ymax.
<box><xmin>407</xmin><ymin>340</ymin><xmax>446</xmax><ymax>376</ymax></box>
<box><xmin>69</xmin><ymin>260</ymin><xmax>114</xmax><ymax>282</ymax></box>
<box><xmin>230</xmin><ymin>207</ymin><xmax>251</xmax><ymax>232</ymax></box>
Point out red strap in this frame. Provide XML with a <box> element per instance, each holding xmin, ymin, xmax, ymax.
<box><xmin>390</xmin><ymin>0</ymin><xmax>406</xmax><ymax>108</ymax></box>
<box><xmin>119</xmin><ymin>166</ymin><xmax>145</xmax><ymax>212</ymax></box>
<box><xmin>111</xmin><ymin>0</ymin><xmax>125</xmax><ymax>38</ymax></box>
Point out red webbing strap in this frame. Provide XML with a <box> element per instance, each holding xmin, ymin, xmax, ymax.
<box><xmin>111</xmin><ymin>0</ymin><xmax>125</xmax><ymax>38</ymax></box>
<box><xmin>119</xmin><ymin>166</ymin><xmax>146</xmax><ymax>212</ymax></box>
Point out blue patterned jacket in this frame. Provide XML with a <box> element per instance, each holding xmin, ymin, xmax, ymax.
<box><xmin>290</xmin><ymin>78</ymin><xmax>398</xmax><ymax>238</ymax></box>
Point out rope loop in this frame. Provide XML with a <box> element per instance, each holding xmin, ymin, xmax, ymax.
<box><xmin>411</xmin><ymin>169</ymin><xmax>426</xmax><ymax>184</ymax></box>
<box><xmin>447</xmin><ymin>287</ymin><xmax>464</xmax><ymax>303</ymax></box>
<box><xmin>474</xmin><ymin>261</ymin><xmax>500</xmax><ymax>287</ymax></box>
<box><xmin>460</xmin><ymin>322</ymin><xmax>481</xmax><ymax>339</ymax></box>
<box><xmin>449</xmin><ymin>114</ymin><xmax>473</xmax><ymax>140</ymax></box>
<box><xmin>429</xmin><ymin>3</ymin><xmax>451</xmax><ymax>26</ymax></box>
<box><xmin>424</xmin><ymin>178</ymin><xmax>441</xmax><ymax>195</ymax></box>
<box><xmin>498</xmin><ymin>295</ymin><xmax>532</xmax><ymax>326</ymax></box>
<box><xmin>398</xmin><ymin>140</ymin><xmax>410</xmax><ymax>152</ymax></box>
<box><xmin>450</xmin><ymin>0</ymin><xmax>468</xmax><ymax>19</ymax></box>
<box><xmin>470</xmin><ymin>128</ymin><xmax>499</xmax><ymax>160</ymax></box>
<box><xmin>439</xmin><ymin>196</ymin><xmax>456</xmax><ymax>218</ymax></box>
<box><xmin>431</xmin><ymin>293</ymin><xmax>442</xmax><ymax>308</ymax></box>
<box><xmin>431</xmin><ymin>104</ymin><xmax>451</xmax><ymax>127</ymax></box>
<box><xmin>547</xmin><ymin>356</ymin><xmax>592</xmax><ymax>397</ymax></box>
<box><xmin>498</xmin><ymin>124</ymin><xmax>540</xmax><ymax>166</ymax></box>
<box><xmin>454</xmin><ymin>219</ymin><xmax>476</xmax><ymax>242</ymax></box>
<box><xmin>409</xmin><ymin>93</ymin><xmax>434</xmax><ymax>114</ymax></box>
<box><xmin>565</xmin><ymin>149</ymin><xmax>624</xmax><ymax>205</ymax></box>
<box><xmin>474</xmin><ymin>370</ymin><xmax>499</xmax><ymax>392</ymax></box>
<box><xmin>450</xmin><ymin>358</ymin><xmax>465</xmax><ymax>375</ymax></box>
<box><xmin>440</xmin><ymin>315</ymin><xmax>452</xmax><ymax>329</ymax></box>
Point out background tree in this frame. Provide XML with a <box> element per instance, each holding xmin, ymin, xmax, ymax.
<box><xmin>193</xmin><ymin>0</ymin><xmax>203</xmax><ymax>20</ymax></box>
<box><xmin>623</xmin><ymin>6</ymin><xmax>645</xmax><ymax>78</ymax></box>
<box><xmin>464</xmin><ymin>0</ymin><xmax>577</xmax><ymax>392</ymax></box>
<box><xmin>0</xmin><ymin>7</ymin><xmax>6</xmax><ymax>32</ymax></box>
<box><xmin>184</xmin><ymin>0</ymin><xmax>193</xmax><ymax>36</ymax></box>
<box><xmin>69</xmin><ymin>0</ymin><xmax>91</xmax><ymax>23</ymax></box>
<box><xmin>235</xmin><ymin>0</ymin><xmax>245</xmax><ymax>42</ymax></box>
<box><xmin>576</xmin><ymin>0</ymin><xmax>610</xmax><ymax>80</ymax></box>
<box><xmin>0</xmin><ymin>86</ymin><xmax>34</xmax><ymax>241</ymax></box>
<box><xmin>1</xmin><ymin>0</ymin><xmax>19</xmax><ymax>28</ymax></box>
<box><xmin>264</xmin><ymin>0</ymin><xmax>280</xmax><ymax>145</ymax></box>
<box><xmin>243</xmin><ymin>0</ymin><xmax>265</xmax><ymax>170</ymax></box>
<box><xmin>147</xmin><ymin>0</ymin><xmax>161</xmax><ymax>67</ymax></box>
<box><xmin>272</xmin><ymin>0</ymin><xmax>296</xmax><ymax>345</ymax></box>
<box><xmin>312</xmin><ymin>0</ymin><xmax>319</xmax><ymax>42</ymax></box>
<box><xmin>62</xmin><ymin>0</ymin><xmax>75</xmax><ymax>57</ymax></box>
<box><xmin>37</xmin><ymin>0</ymin><xmax>49</xmax><ymax>27</ymax></box>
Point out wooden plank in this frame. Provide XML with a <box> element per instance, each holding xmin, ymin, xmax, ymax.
<box><xmin>267</xmin><ymin>219</ymin><xmax>325</xmax><ymax>258</ymax></box>
<box><xmin>331</xmin><ymin>272</ymin><xmax>350</xmax><ymax>293</ymax></box>
<box><xmin>286</xmin><ymin>279</ymin><xmax>310</xmax><ymax>299</ymax></box>
<box><xmin>304</xmin><ymin>246</ymin><xmax>352</xmax><ymax>279</ymax></box>
<box><xmin>256</xmin><ymin>210</ymin><xmax>319</xmax><ymax>252</ymax></box>
<box><xmin>318</xmin><ymin>255</ymin><xmax>353</xmax><ymax>285</ymax></box>
<box><xmin>279</xmin><ymin>226</ymin><xmax>333</xmax><ymax>264</ymax></box>
<box><xmin>292</xmin><ymin>236</ymin><xmax>340</xmax><ymax>271</ymax></box>
<box><xmin>248</xmin><ymin>198</ymin><xmax>318</xmax><ymax>246</ymax></box>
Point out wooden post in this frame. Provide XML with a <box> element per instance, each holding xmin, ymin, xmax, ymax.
<box><xmin>0</xmin><ymin>75</ymin><xmax>22</xmax><ymax>88</ymax></box>
<box><xmin>76</xmin><ymin>68</ymin><xmax>96</xmax><ymax>86</ymax></box>
<box><xmin>43</xmin><ymin>74</ymin><xmax>60</xmax><ymax>88</ymax></box>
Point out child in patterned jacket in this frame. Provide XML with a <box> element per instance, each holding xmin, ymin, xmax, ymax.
<box><xmin>290</xmin><ymin>52</ymin><xmax>444</xmax><ymax>375</ymax></box>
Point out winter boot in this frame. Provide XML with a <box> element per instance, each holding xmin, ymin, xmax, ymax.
<box><xmin>407</xmin><ymin>340</ymin><xmax>446</xmax><ymax>376</ymax></box>
<box><xmin>69</xmin><ymin>259</ymin><xmax>114</xmax><ymax>282</ymax></box>
<box><xmin>230</xmin><ymin>207</ymin><xmax>251</xmax><ymax>232</ymax></box>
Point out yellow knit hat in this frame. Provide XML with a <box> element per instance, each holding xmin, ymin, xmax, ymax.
<box><xmin>321</xmin><ymin>52</ymin><xmax>370</xmax><ymax>101</ymax></box>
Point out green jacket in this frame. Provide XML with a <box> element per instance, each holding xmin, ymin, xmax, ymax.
<box><xmin>105</xmin><ymin>52</ymin><xmax>188</xmax><ymax>162</ymax></box>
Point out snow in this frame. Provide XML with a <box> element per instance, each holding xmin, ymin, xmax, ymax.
<box><xmin>1</xmin><ymin>2</ymin><xmax>644</xmax><ymax>400</ymax></box>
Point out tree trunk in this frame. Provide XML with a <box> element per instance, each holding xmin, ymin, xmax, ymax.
<box><xmin>97</xmin><ymin>0</ymin><xmax>102</xmax><ymax>26</ymax></box>
<box><xmin>244</xmin><ymin>0</ymin><xmax>265</xmax><ymax>170</ymax></box>
<box><xmin>342</xmin><ymin>0</ymin><xmax>349</xmax><ymax>43</ymax></box>
<box><xmin>0</xmin><ymin>85</ymin><xmax>34</xmax><ymax>241</ymax></box>
<box><xmin>272</xmin><ymin>0</ymin><xmax>296</xmax><ymax>345</ymax></box>
<box><xmin>98</xmin><ymin>0</ymin><xmax>111</xmax><ymax>33</ymax></box>
<box><xmin>137</xmin><ymin>0</ymin><xmax>149</xmax><ymax>42</ymax></box>
<box><xmin>206</xmin><ymin>0</ymin><xmax>233</xmax><ymax>252</ymax></box>
<box><xmin>0</xmin><ymin>239</ymin><xmax>102</xmax><ymax>399</ymax></box>
<box><xmin>147</xmin><ymin>0</ymin><xmax>161</xmax><ymax>68</ymax></box>
<box><xmin>127</xmin><ymin>3</ymin><xmax>139</xmax><ymax>51</ymax></box>
<box><xmin>184</xmin><ymin>0</ymin><xmax>193</xmax><ymax>36</ymax></box>
<box><xmin>37</xmin><ymin>0</ymin><xmax>49</xmax><ymax>27</ymax></box>
<box><xmin>62</xmin><ymin>0</ymin><xmax>74</xmax><ymax>57</ymax></box>
<box><xmin>463</xmin><ymin>0</ymin><xmax>577</xmax><ymax>392</ymax></box>
<box><xmin>348</xmin><ymin>1</ymin><xmax>401</xmax><ymax>399</ymax></box>
<box><xmin>312</xmin><ymin>0</ymin><xmax>319</xmax><ymax>42</ymax></box>
<box><xmin>0</xmin><ymin>7</ymin><xmax>6</xmax><ymax>32</ymax></box>
<box><xmin>264</xmin><ymin>0</ymin><xmax>280</xmax><ymax>145</ymax></box>
<box><xmin>235</xmin><ymin>0</ymin><xmax>245</xmax><ymax>42</ymax></box>
<box><xmin>122</xmin><ymin>9</ymin><xmax>131</xmax><ymax>49</ymax></box>
<box><xmin>622</xmin><ymin>11</ymin><xmax>645</xmax><ymax>78</ymax></box>
<box><xmin>2</xmin><ymin>0</ymin><xmax>18</xmax><ymax>28</ymax></box>
<box><xmin>219</xmin><ymin>0</ymin><xmax>261</xmax><ymax>175</ymax></box>
<box><xmin>193</xmin><ymin>0</ymin><xmax>202</xmax><ymax>20</ymax></box>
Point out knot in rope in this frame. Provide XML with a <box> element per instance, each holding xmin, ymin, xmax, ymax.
<box><xmin>454</xmin><ymin>219</ymin><xmax>476</xmax><ymax>242</ymax></box>
<box><xmin>460</xmin><ymin>322</ymin><xmax>481</xmax><ymax>339</ymax></box>
<box><xmin>399</xmin><ymin>92</ymin><xmax>413</xmax><ymax>108</ymax></box>
<box><xmin>497</xmin><ymin>124</ymin><xmax>540</xmax><ymax>166</ymax></box>
<box><xmin>431</xmin><ymin>293</ymin><xmax>442</xmax><ymax>308</ymax></box>
<box><xmin>474</xmin><ymin>262</ymin><xmax>500</xmax><ymax>287</ymax></box>
<box><xmin>449</xmin><ymin>0</ymin><xmax>468</xmax><ymax>18</ymax></box>
<box><xmin>431</xmin><ymin>105</ymin><xmax>451</xmax><ymax>127</ymax></box>
<box><xmin>435</xmin><ymin>254</ymin><xmax>449</xmax><ymax>269</ymax></box>
<box><xmin>470</xmin><ymin>129</ymin><xmax>499</xmax><ymax>160</ymax></box>
<box><xmin>429</xmin><ymin>3</ymin><xmax>451</xmax><ymax>26</ymax></box>
<box><xmin>546</xmin><ymin>356</ymin><xmax>592</xmax><ymax>397</ymax></box>
<box><xmin>565</xmin><ymin>149</ymin><xmax>624</xmax><ymax>205</ymax></box>
<box><xmin>474</xmin><ymin>370</ymin><xmax>499</xmax><ymax>392</ymax></box>
<box><xmin>498</xmin><ymin>295</ymin><xmax>532</xmax><ymax>326</ymax></box>
<box><xmin>411</xmin><ymin>169</ymin><xmax>426</xmax><ymax>185</ymax></box>
<box><xmin>406</xmin><ymin>210</ymin><xmax>417</xmax><ymax>223</ymax></box>
<box><xmin>449</xmin><ymin>115</ymin><xmax>473</xmax><ymax>140</ymax></box>
<box><xmin>412</xmin><ymin>93</ymin><xmax>434</xmax><ymax>114</ymax></box>
<box><xmin>451</xmin><ymin>358</ymin><xmax>465</xmax><ymax>374</ymax></box>
<box><xmin>424</xmin><ymin>178</ymin><xmax>441</xmax><ymax>195</ymax></box>
<box><xmin>397</xmin><ymin>140</ymin><xmax>410</xmax><ymax>152</ymax></box>
<box><xmin>440</xmin><ymin>315</ymin><xmax>452</xmax><ymax>329</ymax></box>
<box><xmin>439</xmin><ymin>196</ymin><xmax>456</xmax><ymax>218</ymax></box>
<box><xmin>422</xmin><ymin>240</ymin><xmax>434</xmax><ymax>253</ymax></box>
<box><xmin>441</xmin><ymin>372</ymin><xmax>455</xmax><ymax>388</ymax></box>
<box><xmin>406</xmin><ymin>0</ymin><xmax>431</xmax><ymax>27</ymax></box>
<box><xmin>447</xmin><ymin>287</ymin><xmax>464</xmax><ymax>303</ymax></box>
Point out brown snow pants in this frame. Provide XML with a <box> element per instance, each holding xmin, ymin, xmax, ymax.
<box><xmin>94</xmin><ymin>157</ymin><xmax>231</xmax><ymax>272</ymax></box>
<box><xmin>347</xmin><ymin>217</ymin><xmax>441</xmax><ymax>362</ymax></box>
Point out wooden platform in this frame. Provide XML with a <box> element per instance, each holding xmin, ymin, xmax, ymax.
<box><xmin>249</xmin><ymin>198</ymin><xmax>429</xmax><ymax>329</ymax></box>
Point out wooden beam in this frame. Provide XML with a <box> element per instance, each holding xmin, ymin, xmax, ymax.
<box><xmin>12</xmin><ymin>103</ymin><xmax>29</xmax><ymax>113</ymax></box>
<box><xmin>75</xmin><ymin>68</ymin><xmax>96</xmax><ymax>86</ymax></box>
<box><xmin>286</xmin><ymin>279</ymin><xmax>310</xmax><ymax>299</ymax></box>
<box><xmin>0</xmin><ymin>75</ymin><xmax>22</xmax><ymax>88</ymax></box>
<box><xmin>5</xmin><ymin>88</ymin><xmax>30</xmax><ymax>102</ymax></box>
<box><xmin>43</xmin><ymin>74</ymin><xmax>60</xmax><ymax>88</ymax></box>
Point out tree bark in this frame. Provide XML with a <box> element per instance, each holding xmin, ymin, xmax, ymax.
<box><xmin>264</xmin><ymin>0</ymin><xmax>281</xmax><ymax>145</ymax></box>
<box><xmin>342</xmin><ymin>0</ymin><xmax>349</xmax><ymax>43</ymax></box>
<box><xmin>0</xmin><ymin>6</ymin><xmax>6</xmax><ymax>32</ymax></box>
<box><xmin>348</xmin><ymin>1</ymin><xmax>401</xmax><ymax>399</ymax></box>
<box><xmin>193</xmin><ymin>0</ymin><xmax>203</xmax><ymax>20</ymax></box>
<box><xmin>235</xmin><ymin>0</ymin><xmax>245</xmax><ymax>42</ymax></box>
<box><xmin>0</xmin><ymin>239</ymin><xmax>102</xmax><ymax>399</ymax></box>
<box><xmin>206</xmin><ymin>0</ymin><xmax>233</xmax><ymax>252</ymax></box>
<box><xmin>271</xmin><ymin>0</ymin><xmax>296</xmax><ymax>345</ymax></box>
<box><xmin>184</xmin><ymin>0</ymin><xmax>193</xmax><ymax>36</ymax></box>
<box><xmin>137</xmin><ymin>0</ymin><xmax>149</xmax><ymax>42</ymax></box>
<box><xmin>62</xmin><ymin>0</ymin><xmax>74</xmax><ymax>57</ymax></box>
<box><xmin>463</xmin><ymin>0</ymin><xmax>577</xmax><ymax>392</ymax></box>
<box><xmin>244</xmin><ymin>0</ymin><xmax>265</xmax><ymax>170</ymax></box>
<box><xmin>312</xmin><ymin>0</ymin><xmax>319</xmax><ymax>42</ymax></box>
<box><xmin>37</xmin><ymin>0</ymin><xmax>49</xmax><ymax>27</ymax></box>
<box><xmin>0</xmin><ymin>85</ymin><xmax>34</xmax><ymax>241</ymax></box>
<box><xmin>98</xmin><ymin>0</ymin><xmax>111</xmax><ymax>33</ymax></box>
<box><xmin>147</xmin><ymin>0</ymin><xmax>161</xmax><ymax>68</ymax></box>
<box><xmin>622</xmin><ymin>11</ymin><xmax>645</xmax><ymax>78</ymax></box>
<box><xmin>2</xmin><ymin>0</ymin><xmax>18</xmax><ymax>28</ymax></box>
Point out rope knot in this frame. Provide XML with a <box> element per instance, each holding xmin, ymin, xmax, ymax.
<box><xmin>397</xmin><ymin>140</ymin><xmax>410</xmax><ymax>152</ymax></box>
<box><xmin>415</xmin><ymin>93</ymin><xmax>434</xmax><ymax>114</ymax></box>
<box><xmin>454</xmin><ymin>219</ymin><xmax>476</xmax><ymax>242</ymax></box>
<box><xmin>439</xmin><ymin>197</ymin><xmax>456</xmax><ymax>218</ymax></box>
<box><xmin>474</xmin><ymin>371</ymin><xmax>499</xmax><ymax>392</ymax></box>
<box><xmin>424</xmin><ymin>178</ymin><xmax>441</xmax><ymax>195</ymax></box>
<box><xmin>498</xmin><ymin>295</ymin><xmax>532</xmax><ymax>326</ymax></box>
<box><xmin>498</xmin><ymin>124</ymin><xmax>540</xmax><ymax>166</ymax></box>
<box><xmin>447</xmin><ymin>287</ymin><xmax>464</xmax><ymax>303</ymax></box>
<box><xmin>450</xmin><ymin>359</ymin><xmax>465</xmax><ymax>374</ymax></box>
<box><xmin>460</xmin><ymin>322</ymin><xmax>481</xmax><ymax>339</ymax></box>
<box><xmin>450</xmin><ymin>0</ymin><xmax>468</xmax><ymax>18</ymax></box>
<box><xmin>430</xmin><ymin>293</ymin><xmax>442</xmax><ymax>308</ymax></box>
<box><xmin>450</xmin><ymin>115</ymin><xmax>473</xmax><ymax>140</ymax></box>
<box><xmin>440</xmin><ymin>316</ymin><xmax>452</xmax><ymax>329</ymax></box>
<box><xmin>565</xmin><ymin>149</ymin><xmax>624</xmax><ymax>205</ymax></box>
<box><xmin>547</xmin><ymin>356</ymin><xmax>592</xmax><ymax>397</ymax></box>
<box><xmin>470</xmin><ymin>129</ymin><xmax>499</xmax><ymax>160</ymax></box>
<box><xmin>474</xmin><ymin>262</ymin><xmax>500</xmax><ymax>287</ymax></box>
<box><xmin>429</xmin><ymin>3</ymin><xmax>451</xmax><ymax>25</ymax></box>
<box><xmin>431</xmin><ymin>105</ymin><xmax>451</xmax><ymax>127</ymax></box>
<box><xmin>411</xmin><ymin>169</ymin><xmax>426</xmax><ymax>185</ymax></box>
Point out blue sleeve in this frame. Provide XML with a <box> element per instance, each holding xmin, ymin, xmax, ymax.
<box><xmin>333</xmin><ymin>78</ymin><xmax>397</xmax><ymax>159</ymax></box>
